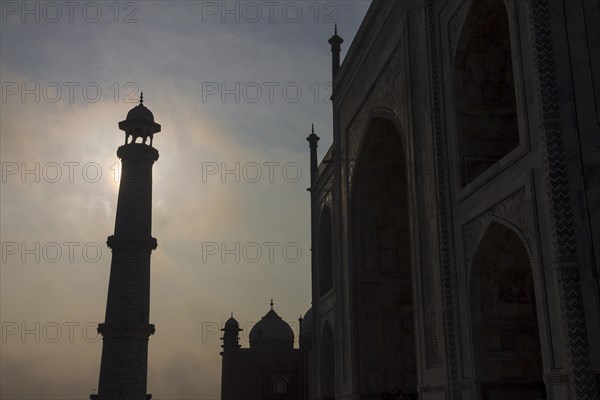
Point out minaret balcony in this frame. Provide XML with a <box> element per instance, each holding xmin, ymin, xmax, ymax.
<box><xmin>97</xmin><ymin>322</ymin><xmax>155</xmax><ymax>338</ymax></box>
<box><xmin>106</xmin><ymin>235</ymin><xmax>158</xmax><ymax>251</ymax></box>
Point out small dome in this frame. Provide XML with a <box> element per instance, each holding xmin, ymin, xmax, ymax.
<box><xmin>249</xmin><ymin>308</ymin><xmax>294</xmax><ymax>349</ymax></box>
<box><xmin>224</xmin><ymin>316</ymin><xmax>239</xmax><ymax>330</ymax></box>
<box><xmin>126</xmin><ymin>103</ymin><xmax>154</xmax><ymax>122</ymax></box>
<box><xmin>124</xmin><ymin>92</ymin><xmax>154</xmax><ymax>122</ymax></box>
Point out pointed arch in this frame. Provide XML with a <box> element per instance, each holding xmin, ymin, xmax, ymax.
<box><xmin>273</xmin><ymin>377</ymin><xmax>287</xmax><ymax>394</ymax></box>
<box><xmin>350</xmin><ymin>116</ymin><xmax>417</xmax><ymax>396</ymax></box>
<box><xmin>470</xmin><ymin>221</ymin><xmax>546</xmax><ymax>398</ymax></box>
<box><xmin>454</xmin><ymin>0</ymin><xmax>520</xmax><ymax>186</ymax></box>
<box><xmin>467</xmin><ymin>215</ymin><xmax>535</xmax><ymax>281</ymax></box>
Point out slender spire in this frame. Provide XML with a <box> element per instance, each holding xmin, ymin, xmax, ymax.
<box><xmin>270</xmin><ymin>298</ymin><xmax>274</xmax><ymax>310</ymax></box>
<box><xmin>139</xmin><ymin>92</ymin><xmax>144</xmax><ymax>105</ymax></box>
<box><xmin>328</xmin><ymin>25</ymin><xmax>344</xmax><ymax>82</ymax></box>
<box><xmin>307</xmin><ymin>123</ymin><xmax>320</xmax><ymax>190</ymax></box>
<box><xmin>231</xmin><ymin>311</ymin><xmax>233</xmax><ymax>318</ymax></box>
<box><xmin>329</xmin><ymin>24</ymin><xmax>343</xmax><ymax>43</ymax></box>
<box><xmin>307</xmin><ymin>123</ymin><xmax>320</xmax><ymax>147</ymax></box>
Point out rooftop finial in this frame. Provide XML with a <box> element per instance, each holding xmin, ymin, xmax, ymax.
<box><xmin>334</xmin><ymin>24</ymin><xmax>338</xmax><ymax>35</ymax></box>
<box><xmin>311</xmin><ymin>123</ymin><xmax>314</xmax><ymax>135</ymax></box>
<box><xmin>270</xmin><ymin>298</ymin><xmax>274</xmax><ymax>310</ymax></box>
<box><xmin>140</xmin><ymin>92</ymin><xmax>144</xmax><ymax>105</ymax></box>
<box><xmin>231</xmin><ymin>311</ymin><xmax>233</xmax><ymax>318</ymax></box>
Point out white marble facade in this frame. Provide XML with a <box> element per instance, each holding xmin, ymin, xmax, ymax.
<box><xmin>306</xmin><ymin>1</ymin><xmax>600</xmax><ymax>399</ymax></box>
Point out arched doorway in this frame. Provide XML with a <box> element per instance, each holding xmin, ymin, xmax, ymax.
<box><xmin>351</xmin><ymin>117</ymin><xmax>417</xmax><ymax>397</ymax></box>
<box><xmin>470</xmin><ymin>221</ymin><xmax>545</xmax><ymax>399</ymax></box>
<box><xmin>454</xmin><ymin>0</ymin><xmax>520</xmax><ymax>186</ymax></box>
<box><xmin>318</xmin><ymin>206</ymin><xmax>334</xmax><ymax>297</ymax></box>
<box><xmin>319</xmin><ymin>322</ymin><xmax>335</xmax><ymax>400</ymax></box>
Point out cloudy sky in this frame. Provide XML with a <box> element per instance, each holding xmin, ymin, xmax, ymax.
<box><xmin>0</xmin><ymin>1</ymin><xmax>371</xmax><ymax>398</ymax></box>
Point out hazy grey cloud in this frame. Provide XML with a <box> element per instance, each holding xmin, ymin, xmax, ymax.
<box><xmin>1</xmin><ymin>1</ymin><xmax>371</xmax><ymax>398</ymax></box>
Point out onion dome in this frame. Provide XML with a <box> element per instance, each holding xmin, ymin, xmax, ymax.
<box><xmin>328</xmin><ymin>24</ymin><xmax>344</xmax><ymax>46</ymax></box>
<box><xmin>249</xmin><ymin>300</ymin><xmax>294</xmax><ymax>350</ymax></box>
<box><xmin>118</xmin><ymin>92</ymin><xmax>161</xmax><ymax>146</ymax></box>
<box><xmin>224</xmin><ymin>314</ymin><xmax>240</xmax><ymax>331</ymax></box>
<box><xmin>125</xmin><ymin>92</ymin><xmax>155</xmax><ymax>122</ymax></box>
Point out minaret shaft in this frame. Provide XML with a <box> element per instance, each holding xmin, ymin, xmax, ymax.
<box><xmin>93</xmin><ymin>96</ymin><xmax>161</xmax><ymax>400</ymax></box>
<box><xmin>113</xmin><ymin>147</ymin><xmax>155</xmax><ymax>240</ymax></box>
<box><xmin>104</xmin><ymin>145</ymin><xmax>158</xmax><ymax>325</ymax></box>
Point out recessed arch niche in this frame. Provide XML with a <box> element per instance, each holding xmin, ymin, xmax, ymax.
<box><xmin>470</xmin><ymin>221</ymin><xmax>546</xmax><ymax>399</ymax></box>
<box><xmin>454</xmin><ymin>0</ymin><xmax>520</xmax><ymax>186</ymax></box>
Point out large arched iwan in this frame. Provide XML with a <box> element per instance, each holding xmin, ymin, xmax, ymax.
<box><xmin>351</xmin><ymin>117</ymin><xmax>417</xmax><ymax>396</ymax></box>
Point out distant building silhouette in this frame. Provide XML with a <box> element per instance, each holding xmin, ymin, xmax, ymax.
<box><xmin>91</xmin><ymin>94</ymin><xmax>161</xmax><ymax>400</ymax></box>
<box><xmin>220</xmin><ymin>300</ymin><xmax>303</xmax><ymax>400</ymax></box>
<box><xmin>303</xmin><ymin>1</ymin><xmax>600</xmax><ymax>399</ymax></box>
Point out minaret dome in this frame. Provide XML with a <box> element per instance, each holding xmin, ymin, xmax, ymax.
<box><xmin>118</xmin><ymin>92</ymin><xmax>161</xmax><ymax>146</ymax></box>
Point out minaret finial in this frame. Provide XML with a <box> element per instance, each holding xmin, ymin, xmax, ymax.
<box><xmin>140</xmin><ymin>92</ymin><xmax>144</xmax><ymax>105</ymax></box>
<box><xmin>311</xmin><ymin>123</ymin><xmax>314</xmax><ymax>135</ymax></box>
<box><xmin>329</xmin><ymin>23</ymin><xmax>343</xmax><ymax>81</ymax></box>
<box><xmin>231</xmin><ymin>311</ymin><xmax>233</xmax><ymax>318</ymax></box>
<box><xmin>270</xmin><ymin>298</ymin><xmax>274</xmax><ymax>310</ymax></box>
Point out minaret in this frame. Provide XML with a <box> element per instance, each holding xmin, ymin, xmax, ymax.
<box><xmin>220</xmin><ymin>313</ymin><xmax>241</xmax><ymax>400</ymax></box>
<box><xmin>93</xmin><ymin>93</ymin><xmax>161</xmax><ymax>400</ymax></box>
<box><xmin>306</xmin><ymin>125</ymin><xmax>319</xmax><ymax>400</ymax></box>
<box><xmin>328</xmin><ymin>24</ymin><xmax>344</xmax><ymax>82</ymax></box>
<box><xmin>221</xmin><ymin>312</ymin><xmax>241</xmax><ymax>351</ymax></box>
<box><xmin>307</xmin><ymin>124</ymin><xmax>320</xmax><ymax>188</ymax></box>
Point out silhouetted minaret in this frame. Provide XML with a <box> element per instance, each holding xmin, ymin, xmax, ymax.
<box><xmin>328</xmin><ymin>24</ymin><xmax>344</xmax><ymax>81</ymax></box>
<box><xmin>221</xmin><ymin>313</ymin><xmax>241</xmax><ymax>351</ymax></box>
<box><xmin>93</xmin><ymin>93</ymin><xmax>161</xmax><ymax>400</ymax></box>
<box><xmin>306</xmin><ymin>124</ymin><xmax>320</xmax><ymax>400</ymax></box>
<box><xmin>220</xmin><ymin>313</ymin><xmax>241</xmax><ymax>400</ymax></box>
<box><xmin>307</xmin><ymin>124</ymin><xmax>320</xmax><ymax>188</ymax></box>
